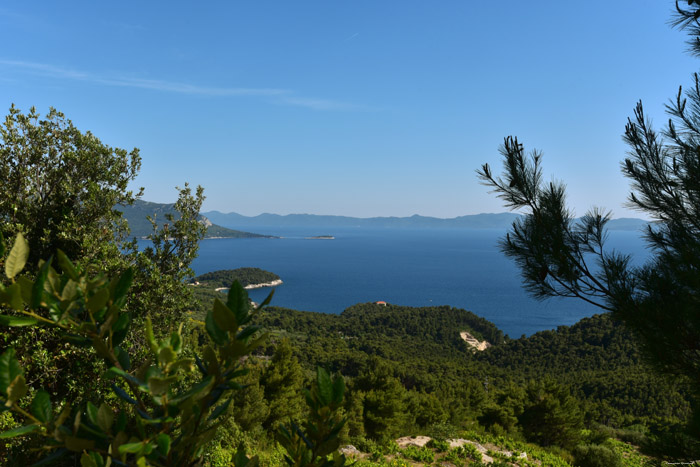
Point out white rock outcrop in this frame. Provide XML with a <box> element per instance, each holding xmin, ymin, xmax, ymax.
<box><xmin>460</xmin><ymin>331</ymin><xmax>491</xmax><ymax>351</ymax></box>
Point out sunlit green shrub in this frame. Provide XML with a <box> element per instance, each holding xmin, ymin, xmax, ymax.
<box><xmin>399</xmin><ymin>444</ymin><xmax>434</xmax><ymax>462</ymax></box>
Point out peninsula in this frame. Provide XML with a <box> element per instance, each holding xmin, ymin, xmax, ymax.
<box><xmin>120</xmin><ymin>200</ymin><xmax>276</xmax><ymax>239</ymax></box>
<box><xmin>193</xmin><ymin>268</ymin><xmax>282</xmax><ymax>289</ymax></box>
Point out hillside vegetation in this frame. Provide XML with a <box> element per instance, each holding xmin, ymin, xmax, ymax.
<box><xmin>194</xmin><ymin>268</ymin><xmax>281</xmax><ymax>288</ymax></box>
<box><xmin>186</xmin><ymin>287</ymin><xmax>691</xmax><ymax>464</ymax></box>
<box><xmin>120</xmin><ymin>199</ymin><xmax>273</xmax><ymax>239</ymax></box>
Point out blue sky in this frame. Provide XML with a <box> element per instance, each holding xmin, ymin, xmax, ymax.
<box><xmin>1</xmin><ymin>1</ymin><xmax>697</xmax><ymax>218</ymax></box>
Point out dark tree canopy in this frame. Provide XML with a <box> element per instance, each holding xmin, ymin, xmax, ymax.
<box><xmin>479</xmin><ymin>0</ymin><xmax>700</xmax><ymax>418</ymax></box>
<box><xmin>673</xmin><ymin>0</ymin><xmax>700</xmax><ymax>56</ymax></box>
<box><xmin>0</xmin><ymin>105</ymin><xmax>142</xmax><ymax>267</ymax></box>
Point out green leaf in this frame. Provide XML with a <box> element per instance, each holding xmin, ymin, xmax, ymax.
<box><xmin>73</xmin><ymin>410</ymin><xmax>82</xmax><ymax>433</ymax></box>
<box><xmin>112</xmin><ymin>268</ymin><xmax>133</xmax><ymax>306</ymax></box>
<box><xmin>80</xmin><ymin>452</ymin><xmax>98</xmax><ymax>467</ymax></box>
<box><xmin>6</xmin><ymin>374</ymin><xmax>27</xmax><ymax>405</ymax></box>
<box><xmin>0</xmin><ymin>423</ymin><xmax>38</xmax><ymax>438</ymax></box>
<box><xmin>96</xmin><ymin>403</ymin><xmax>113</xmax><ymax>433</ymax></box>
<box><xmin>208</xmin><ymin>398</ymin><xmax>232</xmax><ymax>421</ymax></box>
<box><xmin>316</xmin><ymin>367</ymin><xmax>332</xmax><ymax>406</ymax></box>
<box><xmin>64</xmin><ymin>435</ymin><xmax>95</xmax><ymax>452</ymax></box>
<box><xmin>89</xmin><ymin>452</ymin><xmax>105</xmax><ymax>467</ymax></box>
<box><xmin>147</xmin><ymin>375</ymin><xmax>177</xmax><ymax>396</ymax></box>
<box><xmin>5</xmin><ymin>233</ymin><xmax>29</xmax><ymax>279</ymax></box>
<box><xmin>170</xmin><ymin>331</ymin><xmax>182</xmax><ymax>352</ymax></box>
<box><xmin>55</xmin><ymin>402</ymin><xmax>72</xmax><ymax>427</ymax></box>
<box><xmin>236</xmin><ymin>324</ymin><xmax>260</xmax><ymax>341</ymax></box>
<box><xmin>106</xmin><ymin>367</ymin><xmax>142</xmax><ymax>386</ymax></box>
<box><xmin>158</xmin><ymin>346</ymin><xmax>176</xmax><ymax>366</ymax></box>
<box><xmin>60</xmin><ymin>279</ymin><xmax>78</xmax><ymax>302</ymax></box>
<box><xmin>118</xmin><ymin>441</ymin><xmax>148</xmax><ymax>454</ymax></box>
<box><xmin>144</xmin><ymin>318</ymin><xmax>158</xmax><ymax>354</ymax></box>
<box><xmin>112</xmin><ymin>327</ymin><xmax>129</xmax><ymax>347</ymax></box>
<box><xmin>213</xmin><ymin>298</ymin><xmax>237</xmax><ymax>332</ymax></box>
<box><xmin>202</xmin><ymin>346</ymin><xmax>220</xmax><ymax>377</ymax></box>
<box><xmin>246</xmin><ymin>332</ymin><xmax>269</xmax><ymax>355</ymax></box>
<box><xmin>87</xmin><ymin>287</ymin><xmax>110</xmax><ymax>314</ymax></box>
<box><xmin>257</xmin><ymin>289</ymin><xmax>275</xmax><ymax>309</ymax></box>
<box><xmin>1</xmin><ymin>283</ymin><xmax>23</xmax><ymax>310</ymax></box>
<box><xmin>0</xmin><ymin>315</ymin><xmax>39</xmax><ymax>327</ymax></box>
<box><xmin>30</xmin><ymin>390</ymin><xmax>52</xmax><ymax>423</ymax></box>
<box><xmin>331</xmin><ymin>374</ymin><xmax>345</xmax><ymax>404</ymax></box>
<box><xmin>156</xmin><ymin>433</ymin><xmax>171</xmax><ymax>456</ymax></box>
<box><xmin>92</xmin><ymin>337</ymin><xmax>110</xmax><ymax>359</ymax></box>
<box><xmin>167</xmin><ymin>358</ymin><xmax>194</xmax><ymax>373</ymax></box>
<box><xmin>56</xmin><ymin>250</ymin><xmax>79</xmax><ymax>281</ymax></box>
<box><xmin>86</xmin><ymin>401</ymin><xmax>99</xmax><ymax>425</ymax></box>
<box><xmin>113</xmin><ymin>312</ymin><xmax>130</xmax><ymax>333</ymax></box>
<box><xmin>45</xmin><ymin>266</ymin><xmax>60</xmax><ymax>295</ymax></box>
<box><xmin>115</xmin><ymin>346</ymin><xmax>131</xmax><ymax>371</ymax></box>
<box><xmin>171</xmin><ymin>375</ymin><xmax>214</xmax><ymax>405</ymax></box>
<box><xmin>205</xmin><ymin>311</ymin><xmax>228</xmax><ymax>345</ymax></box>
<box><xmin>227</xmin><ymin>281</ymin><xmax>250</xmax><ymax>322</ymax></box>
<box><xmin>111</xmin><ymin>384</ymin><xmax>137</xmax><ymax>404</ymax></box>
<box><xmin>31</xmin><ymin>257</ymin><xmax>53</xmax><ymax>308</ymax></box>
<box><xmin>16</xmin><ymin>276</ymin><xmax>33</xmax><ymax>305</ymax></box>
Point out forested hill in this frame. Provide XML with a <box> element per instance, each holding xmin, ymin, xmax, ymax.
<box><xmin>239</xmin><ymin>302</ymin><xmax>691</xmax><ymax>451</ymax></box>
<box><xmin>203</xmin><ymin>210</ymin><xmax>648</xmax><ymax>231</ymax></box>
<box><xmin>119</xmin><ymin>200</ymin><xmax>274</xmax><ymax>238</ymax></box>
<box><xmin>476</xmin><ymin>313</ymin><xmax>692</xmax><ymax>427</ymax></box>
<box><xmin>248</xmin><ymin>303</ymin><xmax>504</xmax><ymax>372</ymax></box>
<box><xmin>194</xmin><ymin>268</ymin><xmax>281</xmax><ymax>288</ymax></box>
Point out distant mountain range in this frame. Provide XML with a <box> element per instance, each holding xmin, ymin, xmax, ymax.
<box><xmin>202</xmin><ymin>211</ymin><xmax>649</xmax><ymax>231</ymax></box>
<box><xmin>119</xmin><ymin>200</ymin><xmax>274</xmax><ymax>239</ymax></box>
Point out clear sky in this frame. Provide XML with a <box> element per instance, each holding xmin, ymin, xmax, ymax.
<box><xmin>1</xmin><ymin>1</ymin><xmax>697</xmax><ymax>218</ymax></box>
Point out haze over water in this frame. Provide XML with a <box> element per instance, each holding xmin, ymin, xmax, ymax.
<box><xmin>191</xmin><ymin>227</ymin><xmax>649</xmax><ymax>337</ymax></box>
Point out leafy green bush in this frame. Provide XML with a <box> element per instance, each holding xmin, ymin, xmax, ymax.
<box><xmin>443</xmin><ymin>443</ymin><xmax>483</xmax><ymax>465</ymax></box>
<box><xmin>0</xmin><ymin>233</ymin><xmax>271</xmax><ymax>465</ymax></box>
<box><xmin>399</xmin><ymin>444</ymin><xmax>434</xmax><ymax>462</ymax></box>
<box><xmin>461</xmin><ymin>442</ymin><xmax>482</xmax><ymax>461</ymax></box>
<box><xmin>277</xmin><ymin>367</ymin><xmax>348</xmax><ymax>467</ymax></box>
<box><xmin>0</xmin><ymin>233</ymin><xmax>349</xmax><ymax>466</ymax></box>
<box><xmin>426</xmin><ymin>437</ymin><xmax>450</xmax><ymax>452</ymax></box>
<box><xmin>573</xmin><ymin>443</ymin><xmax>623</xmax><ymax>467</ymax></box>
<box><xmin>426</xmin><ymin>421</ymin><xmax>459</xmax><ymax>441</ymax></box>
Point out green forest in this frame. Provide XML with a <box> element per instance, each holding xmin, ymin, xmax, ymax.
<box><xmin>3</xmin><ymin>2</ymin><xmax>700</xmax><ymax>466</ymax></box>
<box><xmin>194</xmin><ymin>269</ymin><xmax>282</xmax><ymax>289</ymax></box>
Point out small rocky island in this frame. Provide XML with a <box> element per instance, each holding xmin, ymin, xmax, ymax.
<box><xmin>192</xmin><ymin>267</ymin><xmax>282</xmax><ymax>289</ymax></box>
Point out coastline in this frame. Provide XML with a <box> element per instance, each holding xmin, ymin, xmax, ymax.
<box><xmin>244</xmin><ymin>279</ymin><xmax>283</xmax><ymax>289</ymax></box>
<box><xmin>215</xmin><ymin>279</ymin><xmax>283</xmax><ymax>292</ymax></box>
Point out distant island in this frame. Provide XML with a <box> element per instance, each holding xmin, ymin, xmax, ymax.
<box><xmin>202</xmin><ymin>210</ymin><xmax>649</xmax><ymax>231</ymax></box>
<box><xmin>119</xmin><ymin>200</ymin><xmax>277</xmax><ymax>239</ymax></box>
<box><xmin>305</xmin><ymin>235</ymin><xmax>335</xmax><ymax>240</ymax></box>
<box><xmin>193</xmin><ymin>268</ymin><xmax>282</xmax><ymax>289</ymax></box>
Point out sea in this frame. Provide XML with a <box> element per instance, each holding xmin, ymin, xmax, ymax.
<box><xmin>189</xmin><ymin>227</ymin><xmax>650</xmax><ymax>338</ymax></box>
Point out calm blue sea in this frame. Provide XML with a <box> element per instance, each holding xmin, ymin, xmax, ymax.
<box><xmin>190</xmin><ymin>227</ymin><xmax>649</xmax><ymax>337</ymax></box>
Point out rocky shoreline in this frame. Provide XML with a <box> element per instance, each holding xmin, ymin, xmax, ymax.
<box><xmin>214</xmin><ymin>279</ymin><xmax>283</xmax><ymax>293</ymax></box>
<box><xmin>243</xmin><ymin>279</ymin><xmax>283</xmax><ymax>289</ymax></box>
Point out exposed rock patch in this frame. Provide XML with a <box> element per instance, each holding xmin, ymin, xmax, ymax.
<box><xmin>395</xmin><ymin>436</ymin><xmax>432</xmax><ymax>448</ymax></box>
<box><xmin>460</xmin><ymin>331</ymin><xmax>491</xmax><ymax>351</ymax></box>
<box><xmin>339</xmin><ymin>445</ymin><xmax>361</xmax><ymax>457</ymax></box>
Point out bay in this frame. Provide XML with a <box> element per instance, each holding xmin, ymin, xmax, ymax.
<box><xmin>190</xmin><ymin>226</ymin><xmax>649</xmax><ymax>338</ymax></box>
